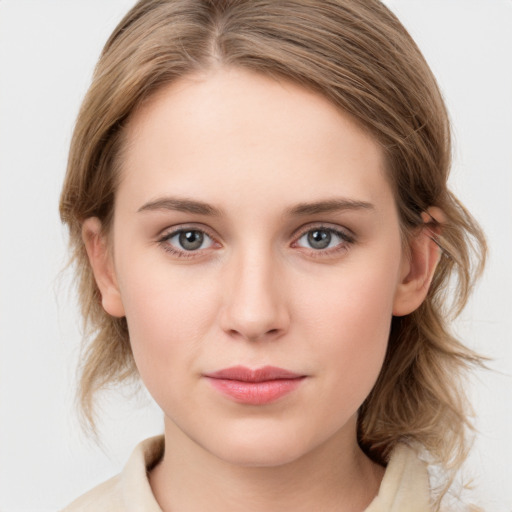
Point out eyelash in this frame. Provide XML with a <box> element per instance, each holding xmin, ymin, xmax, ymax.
<box><xmin>157</xmin><ymin>224</ymin><xmax>355</xmax><ymax>259</ymax></box>
<box><xmin>292</xmin><ymin>224</ymin><xmax>355</xmax><ymax>258</ymax></box>
<box><xmin>158</xmin><ymin>226</ymin><xmax>218</xmax><ymax>259</ymax></box>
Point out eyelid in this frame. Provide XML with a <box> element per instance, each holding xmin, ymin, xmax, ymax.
<box><xmin>158</xmin><ymin>222</ymin><xmax>218</xmax><ymax>239</ymax></box>
<box><xmin>156</xmin><ymin>222</ymin><xmax>355</xmax><ymax>259</ymax></box>
<box><xmin>291</xmin><ymin>222</ymin><xmax>355</xmax><ymax>243</ymax></box>
<box><xmin>157</xmin><ymin>224</ymin><xmax>221</xmax><ymax>257</ymax></box>
<box><xmin>290</xmin><ymin>223</ymin><xmax>356</xmax><ymax>255</ymax></box>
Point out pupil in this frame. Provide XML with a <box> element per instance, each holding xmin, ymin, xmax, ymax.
<box><xmin>308</xmin><ymin>230</ymin><xmax>331</xmax><ymax>249</ymax></box>
<box><xmin>179</xmin><ymin>230</ymin><xmax>204</xmax><ymax>250</ymax></box>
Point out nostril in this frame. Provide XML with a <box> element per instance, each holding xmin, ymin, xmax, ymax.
<box><xmin>227</xmin><ymin>327</ymin><xmax>282</xmax><ymax>342</ymax></box>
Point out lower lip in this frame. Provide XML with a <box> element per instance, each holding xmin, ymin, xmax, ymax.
<box><xmin>206</xmin><ymin>377</ymin><xmax>305</xmax><ymax>405</ymax></box>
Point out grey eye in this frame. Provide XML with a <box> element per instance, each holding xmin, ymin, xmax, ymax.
<box><xmin>179</xmin><ymin>230</ymin><xmax>205</xmax><ymax>250</ymax></box>
<box><xmin>164</xmin><ymin>229</ymin><xmax>214</xmax><ymax>252</ymax></box>
<box><xmin>296</xmin><ymin>228</ymin><xmax>350</xmax><ymax>251</ymax></box>
<box><xmin>307</xmin><ymin>229</ymin><xmax>332</xmax><ymax>249</ymax></box>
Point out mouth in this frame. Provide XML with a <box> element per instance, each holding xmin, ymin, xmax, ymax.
<box><xmin>203</xmin><ymin>365</ymin><xmax>306</xmax><ymax>405</ymax></box>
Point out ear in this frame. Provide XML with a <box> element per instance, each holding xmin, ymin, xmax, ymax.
<box><xmin>82</xmin><ymin>217</ymin><xmax>125</xmax><ymax>318</ymax></box>
<box><xmin>392</xmin><ymin>207</ymin><xmax>443</xmax><ymax>317</ymax></box>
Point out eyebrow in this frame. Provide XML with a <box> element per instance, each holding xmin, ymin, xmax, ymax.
<box><xmin>137</xmin><ymin>197</ymin><xmax>223</xmax><ymax>216</ymax></box>
<box><xmin>286</xmin><ymin>198</ymin><xmax>375</xmax><ymax>216</ymax></box>
<box><xmin>137</xmin><ymin>196</ymin><xmax>375</xmax><ymax>217</ymax></box>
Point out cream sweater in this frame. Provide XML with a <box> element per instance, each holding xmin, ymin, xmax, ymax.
<box><xmin>61</xmin><ymin>436</ymin><xmax>431</xmax><ymax>511</ymax></box>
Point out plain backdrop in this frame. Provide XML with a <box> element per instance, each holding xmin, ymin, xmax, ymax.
<box><xmin>0</xmin><ymin>1</ymin><xmax>511</xmax><ymax>510</ymax></box>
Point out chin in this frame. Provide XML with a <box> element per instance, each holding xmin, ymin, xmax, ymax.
<box><xmin>214</xmin><ymin>442</ymin><xmax>308</xmax><ymax>468</ymax></box>
<box><xmin>199</xmin><ymin>421</ymin><xmax>326</xmax><ymax>468</ymax></box>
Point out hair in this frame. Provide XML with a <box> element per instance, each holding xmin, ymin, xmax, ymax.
<box><xmin>60</xmin><ymin>0</ymin><xmax>486</xmax><ymax>506</ymax></box>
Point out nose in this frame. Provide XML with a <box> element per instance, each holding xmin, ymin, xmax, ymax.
<box><xmin>219</xmin><ymin>248</ymin><xmax>290</xmax><ymax>342</ymax></box>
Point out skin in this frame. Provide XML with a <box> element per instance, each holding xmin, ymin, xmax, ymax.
<box><xmin>84</xmin><ymin>67</ymin><xmax>440</xmax><ymax>512</ymax></box>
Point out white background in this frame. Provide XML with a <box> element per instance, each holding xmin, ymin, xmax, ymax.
<box><xmin>0</xmin><ymin>1</ymin><xmax>511</xmax><ymax>510</ymax></box>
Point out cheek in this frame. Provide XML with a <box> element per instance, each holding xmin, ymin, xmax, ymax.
<box><xmin>297</xmin><ymin>255</ymin><xmax>400</xmax><ymax>398</ymax></box>
<box><xmin>325</xmin><ymin>284</ymin><xmax>391</xmax><ymax>368</ymax></box>
<box><xmin>115</xmin><ymin>258</ymin><xmax>219</xmax><ymax>390</ymax></box>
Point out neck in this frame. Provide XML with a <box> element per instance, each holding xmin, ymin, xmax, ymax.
<box><xmin>149</xmin><ymin>416</ymin><xmax>384</xmax><ymax>512</ymax></box>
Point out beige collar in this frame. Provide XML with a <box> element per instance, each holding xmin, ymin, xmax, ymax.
<box><xmin>121</xmin><ymin>436</ymin><xmax>430</xmax><ymax>512</ymax></box>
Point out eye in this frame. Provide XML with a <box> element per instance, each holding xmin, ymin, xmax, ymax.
<box><xmin>294</xmin><ymin>227</ymin><xmax>353</xmax><ymax>251</ymax></box>
<box><xmin>160</xmin><ymin>228</ymin><xmax>215</xmax><ymax>254</ymax></box>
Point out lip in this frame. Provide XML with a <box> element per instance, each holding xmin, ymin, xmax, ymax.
<box><xmin>204</xmin><ymin>365</ymin><xmax>306</xmax><ymax>405</ymax></box>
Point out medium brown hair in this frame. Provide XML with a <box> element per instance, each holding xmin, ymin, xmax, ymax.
<box><xmin>60</xmin><ymin>0</ymin><xmax>486</xmax><ymax>505</ymax></box>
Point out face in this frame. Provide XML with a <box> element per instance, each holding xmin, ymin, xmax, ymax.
<box><xmin>88</xmin><ymin>68</ymin><xmax>422</xmax><ymax>467</ymax></box>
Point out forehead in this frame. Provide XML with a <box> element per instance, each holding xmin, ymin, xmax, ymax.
<box><xmin>117</xmin><ymin>67</ymin><xmax>392</xmax><ymax>214</ymax></box>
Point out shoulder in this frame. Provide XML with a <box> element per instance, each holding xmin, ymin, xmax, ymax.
<box><xmin>59</xmin><ymin>436</ymin><xmax>165</xmax><ymax>512</ymax></box>
<box><xmin>365</xmin><ymin>443</ymin><xmax>432</xmax><ymax>512</ymax></box>
<box><xmin>60</xmin><ymin>474</ymin><xmax>123</xmax><ymax>512</ymax></box>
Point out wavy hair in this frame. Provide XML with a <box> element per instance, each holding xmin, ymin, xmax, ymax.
<box><xmin>60</xmin><ymin>0</ymin><xmax>486</xmax><ymax>507</ymax></box>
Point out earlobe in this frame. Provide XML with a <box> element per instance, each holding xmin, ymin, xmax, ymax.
<box><xmin>392</xmin><ymin>207</ymin><xmax>443</xmax><ymax>317</ymax></box>
<box><xmin>82</xmin><ymin>218</ymin><xmax>125</xmax><ymax>318</ymax></box>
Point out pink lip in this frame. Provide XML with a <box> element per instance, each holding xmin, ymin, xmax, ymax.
<box><xmin>204</xmin><ymin>365</ymin><xmax>306</xmax><ymax>405</ymax></box>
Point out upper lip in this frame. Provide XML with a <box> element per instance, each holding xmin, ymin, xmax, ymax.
<box><xmin>204</xmin><ymin>365</ymin><xmax>303</xmax><ymax>382</ymax></box>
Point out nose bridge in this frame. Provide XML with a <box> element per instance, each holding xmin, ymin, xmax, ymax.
<box><xmin>220</xmin><ymin>241</ymin><xmax>288</xmax><ymax>341</ymax></box>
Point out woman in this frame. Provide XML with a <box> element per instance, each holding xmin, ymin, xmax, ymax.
<box><xmin>59</xmin><ymin>1</ymin><xmax>486</xmax><ymax>510</ymax></box>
